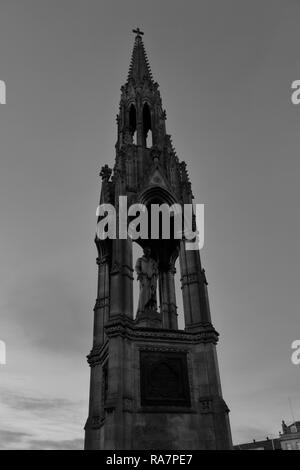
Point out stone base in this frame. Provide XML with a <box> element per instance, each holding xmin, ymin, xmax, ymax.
<box><xmin>84</xmin><ymin>319</ymin><xmax>232</xmax><ymax>450</ymax></box>
<box><xmin>135</xmin><ymin>308</ymin><xmax>162</xmax><ymax>328</ymax></box>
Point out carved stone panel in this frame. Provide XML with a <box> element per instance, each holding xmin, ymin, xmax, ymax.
<box><xmin>140</xmin><ymin>351</ymin><xmax>191</xmax><ymax>407</ymax></box>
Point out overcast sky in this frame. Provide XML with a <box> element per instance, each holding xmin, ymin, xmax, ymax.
<box><xmin>0</xmin><ymin>0</ymin><xmax>300</xmax><ymax>449</ymax></box>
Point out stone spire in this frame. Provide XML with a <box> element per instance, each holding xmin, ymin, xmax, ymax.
<box><xmin>127</xmin><ymin>28</ymin><xmax>154</xmax><ymax>84</ymax></box>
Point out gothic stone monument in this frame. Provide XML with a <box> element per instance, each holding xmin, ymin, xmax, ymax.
<box><xmin>84</xmin><ymin>29</ymin><xmax>232</xmax><ymax>450</ymax></box>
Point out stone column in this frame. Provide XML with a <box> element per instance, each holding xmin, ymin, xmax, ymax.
<box><xmin>93</xmin><ymin>254</ymin><xmax>110</xmax><ymax>346</ymax></box>
<box><xmin>159</xmin><ymin>266</ymin><xmax>178</xmax><ymax>330</ymax></box>
<box><xmin>109</xmin><ymin>238</ymin><xmax>134</xmax><ymax>319</ymax></box>
<box><xmin>179</xmin><ymin>240</ymin><xmax>211</xmax><ymax>331</ymax></box>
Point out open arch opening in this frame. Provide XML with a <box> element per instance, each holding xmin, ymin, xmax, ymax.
<box><xmin>129</xmin><ymin>104</ymin><xmax>137</xmax><ymax>144</ymax></box>
<box><xmin>143</xmin><ymin>102</ymin><xmax>152</xmax><ymax>147</ymax></box>
<box><xmin>132</xmin><ymin>187</ymin><xmax>182</xmax><ymax>329</ymax></box>
<box><xmin>138</xmin><ymin>188</ymin><xmax>182</xmax><ymax>271</ymax></box>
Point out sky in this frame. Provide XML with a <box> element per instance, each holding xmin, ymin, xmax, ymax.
<box><xmin>0</xmin><ymin>0</ymin><xmax>300</xmax><ymax>449</ymax></box>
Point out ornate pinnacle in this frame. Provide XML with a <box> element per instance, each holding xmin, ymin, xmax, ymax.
<box><xmin>99</xmin><ymin>165</ymin><xmax>112</xmax><ymax>181</ymax></box>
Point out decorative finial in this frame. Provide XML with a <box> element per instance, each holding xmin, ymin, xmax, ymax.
<box><xmin>132</xmin><ymin>27</ymin><xmax>144</xmax><ymax>37</ymax></box>
<box><xmin>99</xmin><ymin>165</ymin><xmax>112</xmax><ymax>181</ymax></box>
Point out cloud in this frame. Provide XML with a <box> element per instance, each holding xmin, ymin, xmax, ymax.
<box><xmin>0</xmin><ymin>429</ymin><xmax>32</xmax><ymax>449</ymax></box>
<box><xmin>0</xmin><ymin>389</ymin><xmax>85</xmax><ymax>450</ymax></box>
<box><xmin>1</xmin><ymin>391</ymin><xmax>75</xmax><ymax>413</ymax></box>
<box><xmin>27</xmin><ymin>438</ymin><xmax>83</xmax><ymax>450</ymax></box>
<box><xmin>0</xmin><ymin>429</ymin><xmax>83</xmax><ymax>450</ymax></box>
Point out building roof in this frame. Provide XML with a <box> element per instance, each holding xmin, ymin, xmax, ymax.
<box><xmin>234</xmin><ymin>438</ymin><xmax>281</xmax><ymax>450</ymax></box>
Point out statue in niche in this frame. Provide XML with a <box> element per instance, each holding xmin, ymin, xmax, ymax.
<box><xmin>135</xmin><ymin>246</ymin><xmax>158</xmax><ymax>315</ymax></box>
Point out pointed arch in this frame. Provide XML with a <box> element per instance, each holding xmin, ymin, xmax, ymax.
<box><xmin>143</xmin><ymin>102</ymin><xmax>152</xmax><ymax>147</ymax></box>
<box><xmin>129</xmin><ymin>103</ymin><xmax>137</xmax><ymax>144</ymax></box>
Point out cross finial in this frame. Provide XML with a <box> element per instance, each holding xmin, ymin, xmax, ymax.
<box><xmin>132</xmin><ymin>27</ymin><xmax>144</xmax><ymax>37</ymax></box>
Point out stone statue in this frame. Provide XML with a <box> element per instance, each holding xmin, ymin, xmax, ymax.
<box><xmin>135</xmin><ymin>247</ymin><xmax>158</xmax><ymax>315</ymax></box>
